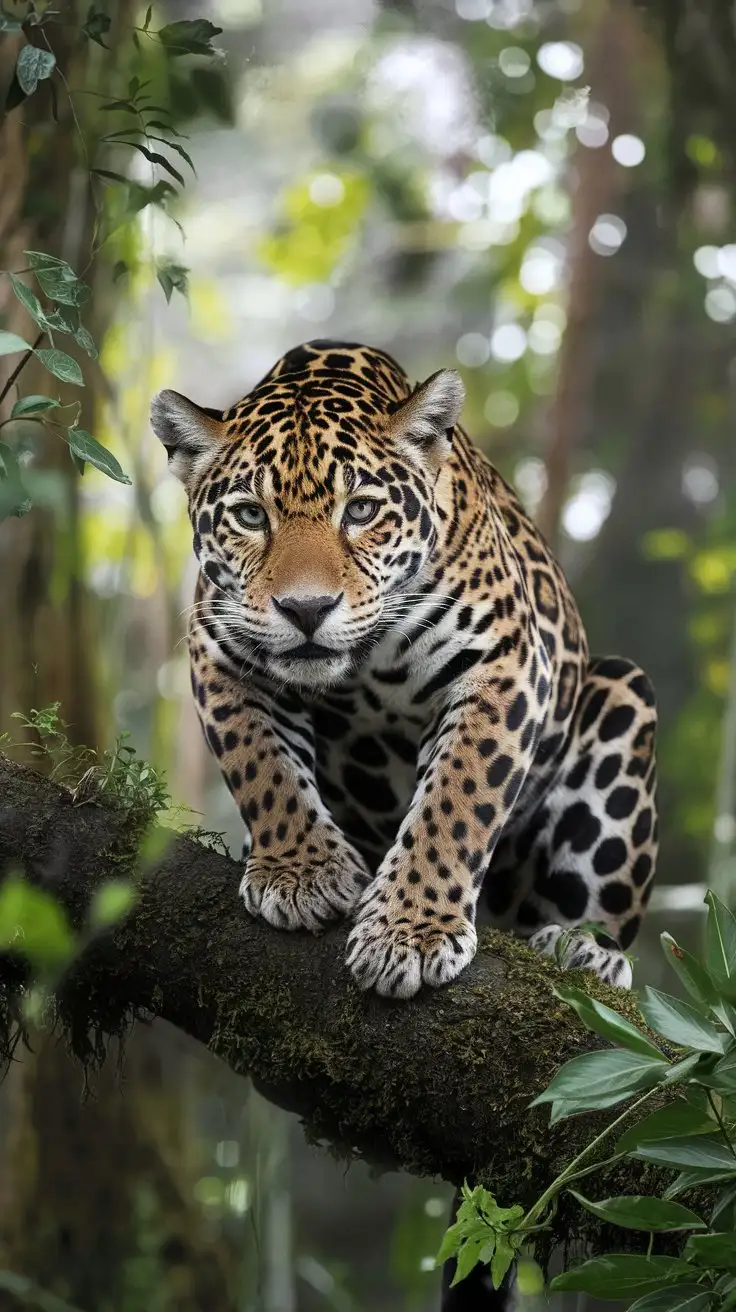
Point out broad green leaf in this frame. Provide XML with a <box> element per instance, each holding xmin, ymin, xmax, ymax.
<box><xmin>452</xmin><ymin>1237</ymin><xmax>486</xmax><ymax>1286</ymax></box>
<box><xmin>551</xmin><ymin>1256</ymin><xmax>694</xmax><ymax>1299</ymax></box>
<box><xmin>531</xmin><ymin>1049</ymin><xmax>670</xmax><ymax>1113</ymax></box>
<box><xmin>9</xmin><ymin>395</ymin><xmax>60</xmax><ymax>419</ymax></box>
<box><xmin>628</xmin><ymin>1288</ymin><xmax>713</xmax><ymax>1312</ymax></box>
<box><xmin>664</xmin><ymin>1167</ymin><xmax>736</xmax><ymax>1199</ymax></box>
<box><xmin>0</xmin><ymin>873</ymin><xmax>74</xmax><ymax>967</ymax></box>
<box><xmin>706</xmin><ymin>1048</ymin><xmax>736</xmax><ymax>1095</ymax></box>
<box><xmin>706</xmin><ymin>892</ymin><xmax>736</xmax><ymax>1001</ymax></box>
<box><xmin>711</xmin><ymin>1181</ymin><xmax>736</xmax><ymax>1227</ymax></box>
<box><xmin>25</xmin><ymin>250</ymin><xmax>90</xmax><ymax>307</ymax></box>
<box><xmin>157</xmin><ymin>18</ymin><xmax>223</xmax><ymax>56</ymax></box>
<box><xmin>491</xmin><ymin>1235</ymin><xmax>515</xmax><ymax>1289</ymax></box>
<box><xmin>435</xmin><ymin>1221</ymin><xmax>463</xmax><ymax>1268</ymax></box>
<box><xmin>553</xmin><ymin>983</ymin><xmax>664</xmax><ymax>1058</ymax></box>
<box><xmin>64</xmin><ymin>429</ymin><xmax>130</xmax><ymax>484</ymax></box>
<box><xmin>662</xmin><ymin>1053</ymin><xmax>705</xmax><ymax>1085</ymax></box>
<box><xmin>9</xmin><ymin>273</ymin><xmax>45</xmax><ymax>323</ymax></box>
<box><xmin>634</xmin><ymin>1136</ymin><xmax>736</xmax><ymax>1172</ymax></box>
<box><xmin>568</xmin><ymin>1191</ymin><xmax>705</xmax><ymax>1232</ymax></box>
<box><xmin>617</xmin><ymin>1100</ymin><xmax>715</xmax><ymax>1154</ymax></box>
<box><xmin>89</xmin><ymin>881</ymin><xmax>135</xmax><ymax>930</ymax></box>
<box><xmin>640</xmin><ymin>987</ymin><xmax>729</xmax><ymax>1053</ymax></box>
<box><xmin>16</xmin><ymin>45</ymin><xmax>56</xmax><ymax>96</ymax></box>
<box><xmin>0</xmin><ymin>330</ymin><xmax>32</xmax><ymax>355</ymax></box>
<box><xmin>685</xmin><ymin>1233</ymin><xmax>736</xmax><ymax>1269</ymax></box>
<box><xmin>36</xmin><ymin>349</ymin><xmax>83</xmax><ymax>386</ymax></box>
<box><xmin>661</xmin><ymin>933</ymin><xmax>724</xmax><ymax>1014</ymax></box>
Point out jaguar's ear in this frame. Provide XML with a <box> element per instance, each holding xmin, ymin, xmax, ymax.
<box><xmin>388</xmin><ymin>370</ymin><xmax>465</xmax><ymax>472</ymax></box>
<box><xmin>150</xmin><ymin>389</ymin><xmax>226</xmax><ymax>485</ymax></box>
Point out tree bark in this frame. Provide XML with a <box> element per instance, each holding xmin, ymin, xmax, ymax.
<box><xmin>0</xmin><ymin>751</ymin><xmax>694</xmax><ymax>1260</ymax></box>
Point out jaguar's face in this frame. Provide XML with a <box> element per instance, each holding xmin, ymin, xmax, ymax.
<box><xmin>151</xmin><ymin>347</ymin><xmax>464</xmax><ymax>689</ymax></box>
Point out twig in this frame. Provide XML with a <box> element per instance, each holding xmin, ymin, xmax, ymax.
<box><xmin>0</xmin><ymin>331</ymin><xmax>45</xmax><ymax>410</ymax></box>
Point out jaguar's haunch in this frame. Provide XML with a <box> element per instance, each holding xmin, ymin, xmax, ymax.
<box><xmin>151</xmin><ymin>340</ymin><xmax>657</xmax><ymax>998</ymax></box>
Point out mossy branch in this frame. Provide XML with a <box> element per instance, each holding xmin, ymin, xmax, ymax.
<box><xmin>0</xmin><ymin>752</ymin><xmax>701</xmax><ymax>1256</ymax></box>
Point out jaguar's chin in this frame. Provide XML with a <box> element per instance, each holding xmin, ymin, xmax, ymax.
<box><xmin>267</xmin><ymin>648</ymin><xmax>352</xmax><ymax>691</ymax></box>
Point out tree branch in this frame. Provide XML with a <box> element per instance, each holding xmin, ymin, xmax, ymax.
<box><xmin>0</xmin><ymin>753</ymin><xmax>692</xmax><ymax>1255</ymax></box>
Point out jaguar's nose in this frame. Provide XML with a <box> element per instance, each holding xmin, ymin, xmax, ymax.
<box><xmin>272</xmin><ymin>592</ymin><xmax>343</xmax><ymax>639</ymax></box>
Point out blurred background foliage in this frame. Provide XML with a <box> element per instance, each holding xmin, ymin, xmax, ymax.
<box><xmin>0</xmin><ymin>0</ymin><xmax>735</xmax><ymax>1307</ymax></box>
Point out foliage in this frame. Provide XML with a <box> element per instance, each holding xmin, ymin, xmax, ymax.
<box><xmin>0</xmin><ymin>5</ymin><xmax>226</xmax><ymax>518</ymax></box>
<box><xmin>438</xmin><ymin>892</ymin><xmax>736</xmax><ymax>1310</ymax></box>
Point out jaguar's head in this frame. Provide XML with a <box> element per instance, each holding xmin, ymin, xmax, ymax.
<box><xmin>151</xmin><ymin>342</ymin><xmax>464</xmax><ymax>689</ymax></box>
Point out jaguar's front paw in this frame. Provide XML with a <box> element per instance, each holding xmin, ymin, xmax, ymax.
<box><xmin>529</xmin><ymin>923</ymin><xmax>633</xmax><ymax>989</ymax></box>
<box><xmin>240</xmin><ymin>839</ymin><xmax>371</xmax><ymax>933</ymax></box>
<box><xmin>346</xmin><ymin>881</ymin><xmax>477</xmax><ymax>999</ymax></box>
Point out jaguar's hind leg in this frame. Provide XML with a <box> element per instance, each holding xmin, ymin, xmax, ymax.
<box><xmin>510</xmin><ymin>656</ymin><xmax>658</xmax><ymax>988</ymax></box>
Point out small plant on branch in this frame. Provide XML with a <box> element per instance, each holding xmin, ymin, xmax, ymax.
<box><xmin>438</xmin><ymin>891</ymin><xmax>736</xmax><ymax>1310</ymax></box>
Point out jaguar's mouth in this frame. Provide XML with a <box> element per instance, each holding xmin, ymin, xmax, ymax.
<box><xmin>282</xmin><ymin>641</ymin><xmax>336</xmax><ymax>661</ymax></box>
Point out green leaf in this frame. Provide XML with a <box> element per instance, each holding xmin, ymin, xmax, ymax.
<box><xmin>634</xmin><ymin>1136</ymin><xmax>736</xmax><ymax>1172</ymax></box>
<box><xmin>617</xmin><ymin>1100</ymin><xmax>715</xmax><ymax>1154</ymax></box>
<box><xmin>661</xmin><ymin>933</ymin><xmax>723</xmax><ymax>1013</ymax></box>
<box><xmin>10</xmin><ymin>395</ymin><xmax>60</xmax><ymax>419</ymax></box>
<box><xmin>627</xmin><ymin>1288</ymin><xmax>713</xmax><ymax>1312</ymax></box>
<box><xmin>64</xmin><ymin>429</ymin><xmax>131</xmax><ymax>484</ymax></box>
<box><xmin>143</xmin><ymin>4</ymin><xmax>153</xmax><ymax>30</ymax></box>
<box><xmin>91</xmin><ymin>168</ymin><xmax>132</xmax><ymax>186</ymax></box>
<box><xmin>24</xmin><ymin>250</ymin><xmax>90</xmax><ymax>307</ymax></box>
<box><xmin>36</xmin><ymin>349</ymin><xmax>84</xmax><ymax>386</ymax></box>
<box><xmin>568</xmin><ymin>1191</ymin><xmax>705</xmax><ymax>1232</ymax></box>
<box><xmin>662</xmin><ymin>1052</ymin><xmax>705</xmax><ymax>1085</ymax></box>
<box><xmin>114</xmin><ymin>140</ymin><xmax>185</xmax><ymax>187</ymax></box>
<box><xmin>83</xmin><ymin>5</ymin><xmax>111</xmax><ymax>47</ymax></box>
<box><xmin>711</xmin><ymin>1181</ymin><xmax>736</xmax><ymax>1227</ymax></box>
<box><xmin>74</xmin><ymin>326</ymin><xmax>97</xmax><ymax>360</ymax></box>
<box><xmin>685</xmin><ymin>1233</ymin><xmax>736</xmax><ymax>1269</ymax></box>
<box><xmin>16</xmin><ymin>45</ymin><xmax>56</xmax><ymax>96</ymax></box>
<box><xmin>0</xmin><ymin>330</ymin><xmax>32</xmax><ymax>355</ymax></box>
<box><xmin>89</xmin><ymin>881</ymin><xmax>135</xmax><ymax>930</ymax></box>
<box><xmin>531</xmin><ymin>1049</ymin><xmax>670</xmax><ymax>1116</ymax></box>
<box><xmin>640</xmin><ymin>987</ymin><xmax>729</xmax><ymax>1053</ymax></box>
<box><xmin>553</xmin><ymin>983</ymin><xmax>663</xmax><ymax>1058</ymax></box>
<box><xmin>148</xmin><ymin>136</ymin><xmax>196</xmax><ymax>173</ymax></box>
<box><xmin>9</xmin><ymin>272</ymin><xmax>45</xmax><ymax>324</ymax></box>
<box><xmin>706</xmin><ymin>892</ymin><xmax>736</xmax><ymax>1001</ymax></box>
<box><xmin>0</xmin><ymin>873</ymin><xmax>74</xmax><ymax>968</ymax></box>
<box><xmin>491</xmin><ymin>1235</ymin><xmax>515</xmax><ymax>1289</ymax></box>
<box><xmin>156</xmin><ymin>262</ymin><xmax>189</xmax><ymax>303</ymax></box>
<box><xmin>157</xmin><ymin>18</ymin><xmax>223</xmax><ymax>57</ymax></box>
<box><xmin>664</xmin><ymin>1167</ymin><xmax>736</xmax><ymax>1199</ymax></box>
<box><xmin>551</xmin><ymin>1256</ymin><xmax>694</xmax><ymax>1299</ymax></box>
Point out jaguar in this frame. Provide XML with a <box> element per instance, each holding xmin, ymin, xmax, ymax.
<box><xmin>151</xmin><ymin>339</ymin><xmax>657</xmax><ymax>998</ymax></box>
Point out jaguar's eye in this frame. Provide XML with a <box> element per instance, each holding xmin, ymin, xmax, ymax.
<box><xmin>232</xmin><ymin>502</ymin><xmax>268</xmax><ymax>530</ymax></box>
<box><xmin>343</xmin><ymin>497</ymin><xmax>380</xmax><ymax>527</ymax></box>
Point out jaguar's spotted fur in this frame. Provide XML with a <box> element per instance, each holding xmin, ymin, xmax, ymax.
<box><xmin>151</xmin><ymin>340</ymin><xmax>657</xmax><ymax>998</ymax></box>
